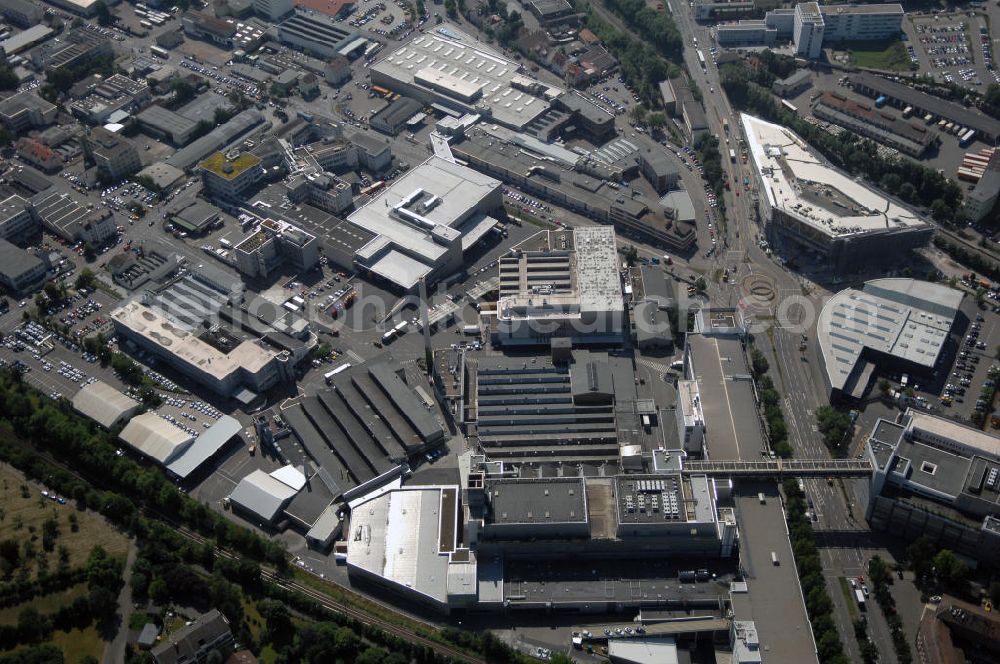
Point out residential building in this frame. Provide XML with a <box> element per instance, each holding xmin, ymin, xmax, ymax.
<box><xmin>150</xmin><ymin>610</ymin><xmax>234</xmax><ymax>664</ymax></box>
<box><xmin>199</xmin><ymin>151</ymin><xmax>264</xmax><ymax>203</ymax></box>
<box><xmin>86</xmin><ymin>127</ymin><xmax>142</xmax><ymax>181</ymax></box>
<box><xmin>0</xmin><ymin>195</ymin><xmax>37</xmax><ymax>244</ymax></box>
<box><xmin>525</xmin><ymin>0</ymin><xmax>576</xmax><ymax>25</ymax></box>
<box><xmin>716</xmin><ymin>20</ymin><xmax>778</xmax><ymax>47</ymax></box>
<box><xmin>16</xmin><ymin>138</ymin><xmax>62</xmax><ymax>174</ymax></box>
<box><xmin>0</xmin><ymin>239</ymin><xmax>46</xmax><ymax>296</ymax></box>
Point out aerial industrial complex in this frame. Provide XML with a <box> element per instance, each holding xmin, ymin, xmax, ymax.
<box><xmin>6</xmin><ymin>0</ymin><xmax>1000</xmax><ymax>661</ymax></box>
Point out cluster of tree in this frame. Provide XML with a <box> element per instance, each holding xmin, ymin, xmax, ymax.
<box><xmin>75</xmin><ymin>269</ymin><xmax>98</xmax><ymax>292</ymax></box>
<box><xmin>815</xmin><ymin>406</ymin><xmax>853</xmax><ymax>453</ymax></box>
<box><xmin>907</xmin><ymin>536</ymin><xmax>968</xmax><ymax>593</ymax></box>
<box><xmin>0</xmin><ymin>645</ymin><xmax>72</xmax><ymax>664</ymax></box>
<box><xmin>0</xmin><ymin>63</ymin><xmax>19</xmax><ymax>92</ymax></box>
<box><xmin>783</xmin><ymin>480</ymin><xmax>850</xmax><ymax>664</ymax></box>
<box><xmin>933</xmin><ymin>236</ymin><xmax>1000</xmax><ymax>282</ymax></box>
<box><xmin>110</xmin><ymin>352</ymin><xmax>145</xmax><ymax>386</ymax></box>
<box><xmin>41</xmin><ymin>54</ymin><xmax>115</xmax><ymax>102</ymax></box>
<box><xmin>868</xmin><ymin>556</ymin><xmax>913</xmax><ymax>664</ymax></box>
<box><xmin>0</xmin><ymin>545</ymin><xmax>121</xmax><ymax>653</ymax></box>
<box><xmin>584</xmin><ymin>12</ymin><xmax>676</xmax><ymax>106</ymax></box>
<box><xmin>694</xmin><ymin>134</ymin><xmax>726</xmax><ymax>219</ymax></box>
<box><xmin>757</xmin><ymin>373</ymin><xmax>792</xmax><ymax>458</ymax></box>
<box><xmin>720</xmin><ymin>62</ymin><xmax>965</xmax><ymax>222</ymax></box>
<box><xmin>81</xmin><ymin>335</ymin><xmax>113</xmax><ymax>365</ymax></box>
<box><xmin>851</xmin><ymin>618</ymin><xmax>880</xmax><ymax>664</ymax></box>
<box><xmin>981</xmin><ymin>83</ymin><xmax>1000</xmax><ymax>120</ymax></box>
<box><xmin>0</xmin><ymin>565</ymin><xmax>87</xmax><ymax>608</ymax></box>
<box><xmin>600</xmin><ymin>0</ymin><xmax>684</xmax><ymax>63</ymax></box>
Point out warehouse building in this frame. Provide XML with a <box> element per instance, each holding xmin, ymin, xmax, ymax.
<box><xmin>865</xmin><ymin>409</ymin><xmax>1000</xmax><ymax>564</ymax></box>
<box><xmin>369</xmin><ymin>97</ymin><xmax>424</xmax><ymax>136</ymax></box>
<box><xmin>852</xmin><ymin>72</ymin><xmax>1000</xmax><ymax>144</ymax></box>
<box><xmin>742</xmin><ymin>113</ymin><xmax>933</xmax><ymax>270</ymax></box>
<box><xmin>346</xmin><ymin>155</ymin><xmax>503</xmax><ymax>292</ymax></box>
<box><xmin>119</xmin><ymin>413</ymin><xmax>197</xmax><ymax>467</ymax></box>
<box><xmin>137</xmin><ymin>106</ymin><xmax>201</xmax><ymax>146</ymax></box>
<box><xmin>71</xmin><ymin>380</ymin><xmax>141</xmax><ymax>430</ymax></box>
<box><xmin>371</xmin><ymin>26</ymin><xmax>563</xmax><ymax>132</ymax></box>
<box><xmin>164</xmin><ymin>109</ymin><xmax>267</xmax><ymax>171</ymax></box>
<box><xmin>965</xmin><ymin>150</ymin><xmax>1000</xmax><ymax>221</ymax></box>
<box><xmin>28</xmin><ymin>191</ymin><xmax>118</xmax><ymax>245</ymax></box>
<box><xmin>281</xmin><ymin>354</ymin><xmax>441</xmax><ymax>499</ymax></box>
<box><xmin>0</xmin><ymin>239</ymin><xmax>47</xmax><ymax>296</ymax></box>
<box><xmin>452</xmin><ymin>128</ymin><xmax>696</xmax><ymax>253</ymax></box>
<box><xmin>811</xmin><ymin>91</ymin><xmax>936</xmax><ymax>158</ymax></box>
<box><xmin>492</xmin><ymin>227</ymin><xmax>625</xmax><ymax>347</ymax></box>
<box><xmin>817</xmin><ymin>278</ymin><xmax>962</xmax><ymax>400</ymax></box>
<box><xmin>228</xmin><ymin>465</ymin><xmax>305</xmax><ymax>524</ymax></box>
<box><xmin>276</xmin><ymin>8</ymin><xmax>366</xmax><ymax>59</ymax></box>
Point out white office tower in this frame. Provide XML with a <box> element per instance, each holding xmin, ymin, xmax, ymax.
<box><xmin>253</xmin><ymin>0</ymin><xmax>294</xmax><ymax>21</ymax></box>
<box><xmin>793</xmin><ymin>2</ymin><xmax>825</xmax><ymax>59</ymax></box>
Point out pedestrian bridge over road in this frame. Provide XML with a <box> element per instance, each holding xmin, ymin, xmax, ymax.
<box><xmin>681</xmin><ymin>458</ymin><xmax>873</xmax><ymax>479</ymax></box>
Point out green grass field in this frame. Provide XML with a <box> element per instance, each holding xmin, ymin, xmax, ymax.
<box><xmin>0</xmin><ymin>465</ymin><xmax>129</xmax><ymax>573</ymax></box>
<box><xmin>844</xmin><ymin>39</ymin><xmax>916</xmax><ymax>72</ymax></box>
<box><xmin>838</xmin><ymin>576</ymin><xmax>860</xmax><ymax>621</ymax></box>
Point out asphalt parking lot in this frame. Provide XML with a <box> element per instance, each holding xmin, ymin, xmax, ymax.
<box><xmin>905</xmin><ymin>10</ymin><xmax>997</xmax><ymax>88</ymax></box>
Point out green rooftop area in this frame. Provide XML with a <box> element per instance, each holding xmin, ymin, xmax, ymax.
<box><xmin>199</xmin><ymin>151</ymin><xmax>261</xmax><ymax>180</ymax></box>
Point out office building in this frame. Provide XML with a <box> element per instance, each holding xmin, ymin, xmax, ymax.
<box><xmin>865</xmin><ymin>409</ymin><xmax>1000</xmax><ymax>563</ymax></box>
<box><xmin>964</xmin><ymin>150</ymin><xmax>1000</xmax><ymax>221</ymax></box>
<box><xmin>111</xmin><ymin>271</ymin><xmax>294</xmax><ymax>400</ymax></box>
<box><xmin>346</xmin><ymin>155</ymin><xmax>503</xmax><ymax>291</ymax></box>
<box><xmin>164</xmin><ymin>109</ymin><xmax>266</xmax><ymax>171</ymax></box>
<box><xmin>492</xmin><ymin>227</ymin><xmax>624</xmax><ymax>347</ymax></box>
<box><xmin>181</xmin><ymin>11</ymin><xmax>238</xmax><ymax>48</ymax></box>
<box><xmin>694</xmin><ymin>0</ymin><xmax>781</xmax><ymax>21</ymax></box>
<box><xmin>639</xmin><ymin>149</ymin><xmax>679</xmax><ymax>194</ymax></box>
<box><xmin>676</xmin><ymin>380</ymin><xmax>706</xmax><ymax>454</ymax></box>
<box><xmin>716</xmin><ymin>20</ymin><xmax>778</xmax><ymax>47</ymax></box>
<box><xmin>29</xmin><ymin>191</ymin><xmax>118</xmax><ymax>245</ymax></box>
<box><xmin>633</xmin><ymin>264</ymin><xmax>674</xmax><ymax>352</ymax></box>
<box><xmin>371</xmin><ymin>26</ymin><xmax>563</xmax><ymax>131</ymax></box>
<box><xmin>0</xmin><ymin>239</ymin><xmax>46</xmax><ymax>296</ymax></box>
<box><xmin>0</xmin><ymin>92</ymin><xmax>57</xmax><ymax>133</ymax></box>
<box><xmin>0</xmin><ymin>195</ymin><xmax>37</xmax><ymax>244</ymax></box>
<box><xmin>742</xmin><ymin>113</ymin><xmax>933</xmax><ymax>270</ymax></box>
<box><xmin>199</xmin><ymin>151</ymin><xmax>264</xmax><ymax>203</ymax></box>
<box><xmin>817</xmin><ymin>278</ymin><xmax>962</xmax><ymax>400</ymax></box>
<box><xmin>86</xmin><ymin>127</ymin><xmax>142</xmax><ymax>181</ymax></box>
<box><xmin>276</xmin><ymin>8</ymin><xmax>366</xmax><ymax>59</ymax></box>
<box><xmin>793</xmin><ymin>2</ymin><xmax>825</xmax><ymax>59</ymax></box>
<box><xmin>233</xmin><ymin>217</ymin><xmax>319</xmax><ymax>280</ymax></box>
<box><xmin>811</xmin><ymin>91</ymin><xmax>936</xmax><ymax>157</ymax></box>
<box><xmin>254</xmin><ymin>0</ymin><xmax>294</xmax><ymax>20</ymax></box>
<box><xmin>821</xmin><ymin>3</ymin><xmax>903</xmax><ymax>42</ymax></box>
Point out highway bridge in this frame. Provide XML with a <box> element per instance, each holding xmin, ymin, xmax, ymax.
<box><xmin>681</xmin><ymin>458</ymin><xmax>873</xmax><ymax>479</ymax></box>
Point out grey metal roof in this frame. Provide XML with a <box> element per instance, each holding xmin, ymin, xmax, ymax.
<box><xmin>136</xmin><ymin>105</ymin><xmax>198</xmax><ymax>140</ymax></box>
<box><xmin>485</xmin><ymin>478</ymin><xmax>587</xmax><ymax>524</ymax></box>
<box><xmin>228</xmin><ymin>468</ymin><xmax>299</xmax><ymax>522</ymax></box>
<box><xmin>165</xmin><ymin>109</ymin><xmax>265</xmax><ymax>170</ymax></box>
<box><xmin>166</xmin><ymin>415</ymin><xmax>241</xmax><ymax>479</ymax></box>
<box><xmin>370</xmin><ymin>96</ymin><xmax>423</xmax><ymax>129</ymax></box>
<box><xmin>367</xmin><ymin>360</ymin><xmax>444</xmax><ymax>443</ymax></box>
<box><xmin>0</xmin><ymin>239</ymin><xmax>43</xmax><ymax>279</ymax></box>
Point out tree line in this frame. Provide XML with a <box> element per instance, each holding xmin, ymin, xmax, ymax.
<box><xmin>749</xmin><ymin>341</ymin><xmax>793</xmax><ymax>458</ymax></box>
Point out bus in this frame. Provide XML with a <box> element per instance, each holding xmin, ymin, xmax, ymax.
<box><xmin>324</xmin><ymin>364</ymin><xmax>351</xmax><ymax>384</ymax></box>
<box><xmin>781</xmin><ymin>99</ymin><xmax>797</xmax><ymax>114</ymax></box>
<box><xmin>697</xmin><ymin>50</ymin><xmax>706</xmax><ymax>69</ymax></box>
<box><xmin>960</xmin><ymin>129</ymin><xmax>977</xmax><ymax>147</ymax></box>
<box><xmin>150</xmin><ymin>46</ymin><xmax>169</xmax><ymax>59</ymax></box>
<box><xmin>140</xmin><ymin>20</ymin><xmax>152</xmax><ymax>29</ymax></box>
<box><xmin>360</xmin><ymin>181</ymin><xmax>385</xmax><ymax>196</ymax></box>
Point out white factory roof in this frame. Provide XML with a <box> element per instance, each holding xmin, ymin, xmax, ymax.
<box><xmin>372</xmin><ymin>25</ymin><xmax>560</xmax><ymax>129</ymax></box>
<box><xmin>348</xmin><ymin>155</ymin><xmax>501</xmax><ymax>290</ymax></box>
<box><xmin>111</xmin><ymin>301</ymin><xmax>279</xmax><ymax>383</ymax></box>
<box><xmin>740</xmin><ymin>113</ymin><xmax>929</xmax><ymax>237</ymax></box>
<box><xmin>119</xmin><ymin>412</ymin><xmax>195</xmax><ymax>465</ymax></box>
<box><xmin>817</xmin><ymin>278</ymin><xmax>962</xmax><ymax>393</ymax></box>
<box><xmin>228</xmin><ymin>467</ymin><xmax>301</xmax><ymax>522</ymax></box>
<box><xmin>575</xmin><ymin>227</ymin><xmax>623</xmax><ymax>313</ymax></box>
<box><xmin>607</xmin><ymin>637</ymin><xmax>679</xmax><ymax>664</ymax></box>
<box><xmin>72</xmin><ymin>380</ymin><xmax>139</xmax><ymax>429</ymax></box>
<box><xmin>166</xmin><ymin>415</ymin><xmax>242</xmax><ymax>479</ymax></box>
<box><xmin>347</xmin><ymin>486</ymin><xmax>467</xmax><ymax>605</ymax></box>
